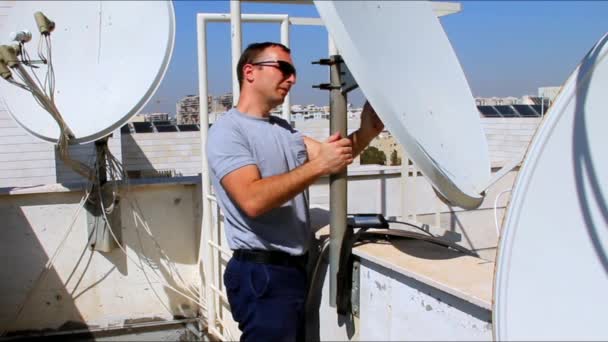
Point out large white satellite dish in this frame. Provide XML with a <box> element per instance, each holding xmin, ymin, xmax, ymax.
<box><xmin>494</xmin><ymin>32</ymin><xmax>608</xmax><ymax>340</ymax></box>
<box><xmin>0</xmin><ymin>1</ymin><xmax>175</xmax><ymax>144</ymax></box>
<box><xmin>314</xmin><ymin>1</ymin><xmax>490</xmax><ymax>209</ymax></box>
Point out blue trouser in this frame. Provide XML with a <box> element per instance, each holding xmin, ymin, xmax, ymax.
<box><xmin>223</xmin><ymin>257</ymin><xmax>307</xmax><ymax>342</ymax></box>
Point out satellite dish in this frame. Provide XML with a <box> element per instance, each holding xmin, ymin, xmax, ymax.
<box><xmin>494</xmin><ymin>32</ymin><xmax>608</xmax><ymax>340</ymax></box>
<box><xmin>0</xmin><ymin>1</ymin><xmax>175</xmax><ymax>144</ymax></box>
<box><xmin>314</xmin><ymin>1</ymin><xmax>490</xmax><ymax>209</ymax></box>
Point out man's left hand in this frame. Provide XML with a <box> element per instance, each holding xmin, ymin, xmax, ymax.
<box><xmin>360</xmin><ymin>101</ymin><xmax>384</xmax><ymax>137</ymax></box>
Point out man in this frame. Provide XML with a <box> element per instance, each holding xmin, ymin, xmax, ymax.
<box><xmin>207</xmin><ymin>42</ymin><xmax>384</xmax><ymax>341</ymax></box>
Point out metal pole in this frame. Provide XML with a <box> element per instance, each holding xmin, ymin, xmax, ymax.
<box><xmin>329</xmin><ymin>54</ymin><xmax>347</xmax><ymax>308</ymax></box>
<box><xmin>230</xmin><ymin>1</ymin><xmax>242</xmax><ymax>106</ymax></box>
<box><xmin>196</xmin><ymin>14</ymin><xmax>215</xmax><ymax>335</ymax></box>
<box><xmin>280</xmin><ymin>17</ymin><xmax>291</xmax><ymax>122</ymax></box>
<box><xmin>400</xmin><ymin>150</ymin><xmax>408</xmax><ymax>221</ymax></box>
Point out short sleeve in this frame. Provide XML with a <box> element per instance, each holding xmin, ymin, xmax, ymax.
<box><xmin>207</xmin><ymin>120</ymin><xmax>256</xmax><ymax>181</ymax></box>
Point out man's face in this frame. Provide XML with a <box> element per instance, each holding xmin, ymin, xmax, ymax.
<box><xmin>246</xmin><ymin>46</ymin><xmax>297</xmax><ymax>107</ymax></box>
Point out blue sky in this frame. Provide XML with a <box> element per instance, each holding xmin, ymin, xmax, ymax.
<box><xmin>144</xmin><ymin>1</ymin><xmax>608</xmax><ymax>116</ymax></box>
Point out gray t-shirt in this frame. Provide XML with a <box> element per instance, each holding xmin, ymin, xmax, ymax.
<box><xmin>207</xmin><ymin>108</ymin><xmax>311</xmax><ymax>256</ymax></box>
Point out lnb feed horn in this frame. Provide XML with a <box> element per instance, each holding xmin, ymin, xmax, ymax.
<box><xmin>0</xmin><ymin>59</ymin><xmax>11</xmax><ymax>80</ymax></box>
<box><xmin>0</xmin><ymin>45</ymin><xmax>20</xmax><ymax>68</ymax></box>
<box><xmin>10</xmin><ymin>30</ymin><xmax>32</xmax><ymax>43</ymax></box>
<box><xmin>34</xmin><ymin>11</ymin><xmax>55</xmax><ymax>35</ymax></box>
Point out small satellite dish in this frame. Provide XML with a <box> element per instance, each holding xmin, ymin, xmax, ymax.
<box><xmin>0</xmin><ymin>1</ymin><xmax>175</xmax><ymax>144</ymax></box>
<box><xmin>494</xmin><ymin>33</ymin><xmax>608</xmax><ymax>340</ymax></box>
<box><xmin>314</xmin><ymin>1</ymin><xmax>490</xmax><ymax>209</ymax></box>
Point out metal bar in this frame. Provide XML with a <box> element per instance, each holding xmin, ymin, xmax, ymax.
<box><xmin>206</xmin><ymin>194</ymin><xmax>217</xmax><ymax>202</ymax></box>
<box><xmin>196</xmin><ymin>13</ymin><xmax>216</xmax><ymax>336</ymax></box>
<box><xmin>400</xmin><ymin>151</ymin><xmax>408</xmax><ymax>221</ymax></box>
<box><xmin>289</xmin><ymin>17</ymin><xmax>323</xmax><ymax>26</ymax></box>
<box><xmin>207</xmin><ymin>326</ymin><xmax>225</xmax><ymax>341</ymax></box>
<box><xmin>230</xmin><ymin>1</ymin><xmax>242</xmax><ymax>106</ymax></box>
<box><xmin>207</xmin><ymin>240</ymin><xmax>232</xmax><ymax>258</ymax></box>
<box><xmin>280</xmin><ymin>17</ymin><xmax>291</xmax><ymax>122</ymax></box>
<box><xmin>202</xmin><ymin>13</ymin><xmax>288</xmax><ymax>23</ymax></box>
<box><xmin>328</xmin><ymin>54</ymin><xmax>347</xmax><ymax>307</ymax></box>
<box><xmin>243</xmin><ymin>0</ymin><xmax>313</xmax><ymax>4</ymax></box>
<box><xmin>210</xmin><ymin>284</ymin><xmax>229</xmax><ymax>303</ymax></box>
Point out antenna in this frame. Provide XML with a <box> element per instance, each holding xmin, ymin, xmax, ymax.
<box><xmin>0</xmin><ymin>1</ymin><xmax>175</xmax><ymax>252</ymax></box>
<box><xmin>0</xmin><ymin>1</ymin><xmax>175</xmax><ymax>144</ymax></box>
<box><xmin>493</xmin><ymin>32</ymin><xmax>608</xmax><ymax>340</ymax></box>
<box><xmin>314</xmin><ymin>1</ymin><xmax>490</xmax><ymax>209</ymax></box>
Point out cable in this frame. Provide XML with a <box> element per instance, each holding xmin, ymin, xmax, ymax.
<box><xmin>103</xmin><ymin>148</ymin><xmax>201</xmax><ymax>300</ymax></box>
<box><xmin>386</xmin><ymin>219</ymin><xmax>435</xmax><ymax>237</ymax></box>
<box><xmin>104</xmin><ymin>148</ymin><xmax>198</xmax><ymax>295</ymax></box>
<box><xmin>494</xmin><ymin>189</ymin><xmax>512</xmax><ymax>237</ymax></box>
<box><xmin>95</xmin><ymin>175</ymin><xmax>207</xmax><ymax>312</ymax></box>
<box><xmin>6</xmin><ymin>77</ymin><xmax>31</xmax><ymax>91</ymax></box>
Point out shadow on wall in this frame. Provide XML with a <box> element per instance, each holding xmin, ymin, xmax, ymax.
<box><xmin>118</xmin><ymin>184</ymin><xmax>201</xmax><ymax>317</ymax></box>
<box><xmin>0</xmin><ymin>192</ymin><xmax>90</xmax><ymax>336</ymax></box>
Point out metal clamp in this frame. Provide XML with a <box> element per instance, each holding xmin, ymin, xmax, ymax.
<box><xmin>311</xmin><ymin>55</ymin><xmax>359</xmax><ymax>94</ymax></box>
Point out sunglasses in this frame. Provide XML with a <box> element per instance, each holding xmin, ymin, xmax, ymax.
<box><xmin>250</xmin><ymin>60</ymin><xmax>296</xmax><ymax>77</ymax></box>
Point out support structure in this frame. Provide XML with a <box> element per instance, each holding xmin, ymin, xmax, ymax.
<box><xmin>328</xmin><ymin>55</ymin><xmax>348</xmax><ymax>307</ymax></box>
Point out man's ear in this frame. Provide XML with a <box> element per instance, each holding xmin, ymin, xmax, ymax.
<box><xmin>243</xmin><ymin>64</ymin><xmax>255</xmax><ymax>84</ymax></box>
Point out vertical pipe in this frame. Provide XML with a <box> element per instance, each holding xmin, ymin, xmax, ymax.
<box><xmin>230</xmin><ymin>1</ymin><xmax>242</xmax><ymax>106</ymax></box>
<box><xmin>196</xmin><ymin>14</ymin><xmax>215</xmax><ymax>335</ymax></box>
<box><xmin>280</xmin><ymin>17</ymin><xmax>291</xmax><ymax>122</ymax></box>
<box><xmin>328</xmin><ymin>54</ymin><xmax>347</xmax><ymax>308</ymax></box>
<box><xmin>400</xmin><ymin>149</ymin><xmax>408</xmax><ymax>221</ymax></box>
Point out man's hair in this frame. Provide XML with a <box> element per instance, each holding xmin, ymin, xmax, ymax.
<box><xmin>237</xmin><ymin>42</ymin><xmax>291</xmax><ymax>88</ymax></box>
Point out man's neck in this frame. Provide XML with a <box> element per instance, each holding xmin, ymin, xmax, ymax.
<box><xmin>236</xmin><ymin>92</ymin><xmax>275</xmax><ymax>118</ymax></box>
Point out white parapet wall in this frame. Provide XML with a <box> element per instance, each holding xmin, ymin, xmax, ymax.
<box><xmin>0</xmin><ymin>180</ymin><xmax>202</xmax><ymax>334</ymax></box>
<box><xmin>2</xmin><ymin>174</ymin><xmax>498</xmax><ymax>339</ymax></box>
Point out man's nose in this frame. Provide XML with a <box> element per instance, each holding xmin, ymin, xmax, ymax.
<box><xmin>285</xmin><ymin>72</ymin><xmax>296</xmax><ymax>85</ymax></box>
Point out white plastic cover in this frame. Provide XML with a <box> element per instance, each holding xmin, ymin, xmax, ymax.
<box><xmin>0</xmin><ymin>1</ymin><xmax>175</xmax><ymax>143</ymax></box>
<box><xmin>314</xmin><ymin>1</ymin><xmax>490</xmax><ymax>209</ymax></box>
<box><xmin>494</xmin><ymin>33</ymin><xmax>608</xmax><ymax>340</ymax></box>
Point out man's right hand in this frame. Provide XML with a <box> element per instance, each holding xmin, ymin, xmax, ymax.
<box><xmin>314</xmin><ymin>132</ymin><xmax>353</xmax><ymax>174</ymax></box>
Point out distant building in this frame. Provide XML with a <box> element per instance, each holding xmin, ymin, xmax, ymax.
<box><xmin>176</xmin><ymin>95</ymin><xmax>199</xmax><ymax>124</ymax></box>
<box><xmin>216</xmin><ymin>93</ymin><xmax>233</xmax><ymax>111</ymax></box>
<box><xmin>177</xmin><ymin>93</ymin><xmax>234</xmax><ymax>124</ymax></box>
<box><xmin>129</xmin><ymin>114</ymin><xmax>146</xmax><ymax>123</ymax></box>
<box><xmin>538</xmin><ymin>86</ymin><xmax>561</xmax><ymax>103</ymax></box>
<box><xmin>475</xmin><ymin>96</ymin><xmax>519</xmax><ymax>106</ymax></box>
<box><xmin>144</xmin><ymin>112</ymin><xmax>170</xmax><ymax>122</ymax></box>
<box><xmin>176</xmin><ymin>95</ymin><xmax>214</xmax><ymax>124</ymax></box>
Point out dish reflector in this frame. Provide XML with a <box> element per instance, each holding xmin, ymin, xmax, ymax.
<box><xmin>0</xmin><ymin>1</ymin><xmax>175</xmax><ymax>144</ymax></box>
<box><xmin>494</xmin><ymin>33</ymin><xmax>608</xmax><ymax>340</ymax></box>
<box><xmin>314</xmin><ymin>1</ymin><xmax>490</xmax><ymax>209</ymax></box>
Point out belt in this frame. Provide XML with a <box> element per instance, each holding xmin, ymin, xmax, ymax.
<box><xmin>233</xmin><ymin>249</ymin><xmax>308</xmax><ymax>270</ymax></box>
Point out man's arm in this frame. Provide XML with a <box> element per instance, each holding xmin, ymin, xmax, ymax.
<box><xmin>221</xmin><ymin>133</ymin><xmax>353</xmax><ymax>218</ymax></box>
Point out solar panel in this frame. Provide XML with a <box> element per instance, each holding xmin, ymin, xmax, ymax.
<box><xmin>152</xmin><ymin>120</ymin><xmax>171</xmax><ymax>126</ymax></box>
<box><xmin>477</xmin><ymin>105</ymin><xmax>501</xmax><ymax>117</ymax></box>
<box><xmin>120</xmin><ymin>124</ymin><xmax>132</xmax><ymax>134</ymax></box>
<box><xmin>531</xmin><ymin>105</ymin><xmax>547</xmax><ymax>116</ymax></box>
<box><xmin>132</xmin><ymin>122</ymin><xmax>154</xmax><ymax>133</ymax></box>
<box><xmin>155</xmin><ymin>125</ymin><xmax>178</xmax><ymax>132</ymax></box>
<box><xmin>513</xmin><ymin>105</ymin><xmax>540</xmax><ymax>117</ymax></box>
<box><xmin>178</xmin><ymin>124</ymin><xmax>200</xmax><ymax>132</ymax></box>
<box><xmin>494</xmin><ymin>105</ymin><xmax>517</xmax><ymax>117</ymax></box>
